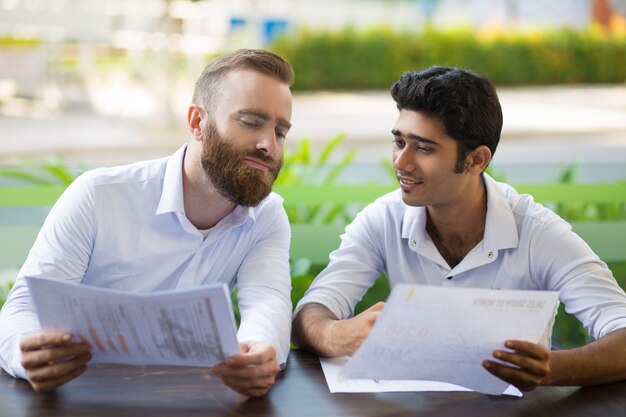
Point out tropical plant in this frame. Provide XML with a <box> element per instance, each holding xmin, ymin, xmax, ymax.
<box><xmin>0</xmin><ymin>281</ymin><xmax>13</xmax><ymax>309</ymax></box>
<box><xmin>0</xmin><ymin>155</ymin><xmax>80</xmax><ymax>186</ymax></box>
<box><xmin>277</xmin><ymin>133</ymin><xmax>359</xmax><ymax>225</ymax></box>
<box><xmin>551</xmin><ymin>164</ymin><xmax>626</xmax><ymax>222</ymax></box>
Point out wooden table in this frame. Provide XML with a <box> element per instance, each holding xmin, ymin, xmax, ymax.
<box><xmin>1</xmin><ymin>349</ymin><xmax>625</xmax><ymax>417</ymax></box>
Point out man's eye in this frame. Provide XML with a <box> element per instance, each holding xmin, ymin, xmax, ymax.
<box><xmin>241</xmin><ymin>119</ymin><xmax>262</xmax><ymax>129</ymax></box>
<box><xmin>392</xmin><ymin>139</ymin><xmax>405</xmax><ymax>147</ymax></box>
<box><xmin>416</xmin><ymin>146</ymin><xmax>433</xmax><ymax>153</ymax></box>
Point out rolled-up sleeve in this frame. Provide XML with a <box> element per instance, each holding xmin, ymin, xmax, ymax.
<box><xmin>293</xmin><ymin>203</ymin><xmax>385</xmax><ymax>321</ymax></box>
<box><xmin>529</xmin><ymin>218</ymin><xmax>626</xmax><ymax>340</ymax></box>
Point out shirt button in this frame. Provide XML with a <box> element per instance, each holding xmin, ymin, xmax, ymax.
<box><xmin>488</xmin><ymin>251</ymin><xmax>494</xmax><ymax>259</ymax></box>
<box><xmin>410</xmin><ymin>239</ymin><xmax>417</xmax><ymax>247</ymax></box>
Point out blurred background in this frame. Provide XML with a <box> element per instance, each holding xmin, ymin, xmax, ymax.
<box><xmin>1</xmin><ymin>0</ymin><xmax>626</xmax><ymax>347</ymax></box>
<box><xmin>0</xmin><ymin>0</ymin><xmax>625</xmax><ymax>173</ymax></box>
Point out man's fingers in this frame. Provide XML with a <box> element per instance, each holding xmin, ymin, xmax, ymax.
<box><xmin>215</xmin><ymin>373</ymin><xmax>276</xmax><ymax>397</ymax></box>
<box><xmin>493</xmin><ymin>350</ymin><xmax>549</xmax><ymax>377</ymax></box>
<box><xmin>219</xmin><ymin>373</ymin><xmax>277</xmax><ymax>397</ymax></box>
<box><xmin>26</xmin><ymin>352</ymin><xmax>92</xmax><ymax>382</ymax></box>
<box><xmin>483</xmin><ymin>360</ymin><xmax>542</xmax><ymax>391</ymax></box>
<box><xmin>21</xmin><ymin>344</ymin><xmax>92</xmax><ymax>370</ymax></box>
<box><xmin>226</xmin><ymin>346</ymin><xmax>276</xmax><ymax>367</ymax></box>
<box><xmin>357</xmin><ymin>302</ymin><xmax>384</xmax><ymax>328</ymax></box>
<box><xmin>20</xmin><ymin>332</ymin><xmax>73</xmax><ymax>352</ymax></box>
<box><xmin>219</xmin><ymin>373</ymin><xmax>276</xmax><ymax>390</ymax></box>
<box><xmin>29</xmin><ymin>364</ymin><xmax>88</xmax><ymax>393</ymax></box>
<box><xmin>369</xmin><ymin>302</ymin><xmax>385</xmax><ymax>312</ymax></box>
<box><xmin>212</xmin><ymin>341</ymin><xmax>279</xmax><ymax>397</ymax></box>
<box><xmin>213</xmin><ymin>360</ymin><xmax>279</xmax><ymax>380</ymax></box>
<box><xmin>20</xmin><ymin>332</ymin><xmax>92</xmax><ymax>393</ymax></box>
<box><xmin>503</xmin><ymin>340</ymin><xmax>549</xmax><ymax>360</ymax></box>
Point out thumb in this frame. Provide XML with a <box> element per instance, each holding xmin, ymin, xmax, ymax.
<box><xmin>370</xmin><ymin>301</ymin><xmax>386</xmax><ymax>312</ymax></box>
<box><xmin>239</xmin><ymin>342</ymin><xmax>253</xmax><ymax>354</ymax></box>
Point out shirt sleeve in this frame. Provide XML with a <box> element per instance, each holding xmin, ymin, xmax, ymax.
<box><xmin>235</xmin><ymin>201</ymin><xmax>292</xmax><ymax>366</ymax></box>
<box><xmin>293</xmin><ymin>202</ymin><xmax>386</xmax><ymax>321</ymax></box>
<box><xmin>0</xmin><ymin>174</ymin><xmax>95</xmax><ymax>378</ymax></box>
<box><xmin>529</xmin><ymin>217</ymin><xmax>626</xmax><ymax>340</ymax></box>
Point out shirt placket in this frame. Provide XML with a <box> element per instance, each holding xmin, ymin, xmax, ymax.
<box><xmin>176</xmin><ymin>210</ymin><xmax>246</xmax><ymax>289</ymax></box>
<box><xmin>409</xmin><ymin>235</ymin><xmax>452</xmax><ymax>286</ymax></box>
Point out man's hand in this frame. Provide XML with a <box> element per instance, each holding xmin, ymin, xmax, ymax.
<box><xmin>292</xmin><ymin>302</ymin><xmax>385</xmax><ymax>357</ymax></box>
<box><xmin>327</xmin><ymin>301</ymin><xmax>385</xmax><ymax>356</ymax></box>
<box><xmin>482</xmin><ymin>340</ymin><xmax>550</xmax><ymax>391</ymax></box>
<box><xmin>212</xmin><ymin>341</ymin><xmax>280</xmax><ymax>397</ymax></box>
<box><xmin>20</xmin><ymin>331</ymin><xmax>92</xmax><ymax>393</ymax></box>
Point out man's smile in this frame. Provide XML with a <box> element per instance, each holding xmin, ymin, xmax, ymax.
<box><xmin>397</xmin><ymin>175</ymin><xmax>423</xmax><ymax>191</ymax></box>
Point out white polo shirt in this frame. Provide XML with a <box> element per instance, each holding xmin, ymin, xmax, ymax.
<box><xmin>295</xmin><ymin>174</ymin><xmax>626</xmax><ymax>343</ymax></box>
<box><xmin>0</xmin><ymin>145</ymin><xmax>292</xmax><ymax>378</ymax></box>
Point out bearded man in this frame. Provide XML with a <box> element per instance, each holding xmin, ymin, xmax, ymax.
<box><xmin>0</xmin><ymin>49</ymin><xmax>294</xmax><ymax>397</ymax></box>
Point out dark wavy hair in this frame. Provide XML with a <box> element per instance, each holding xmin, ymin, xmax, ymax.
<box><xmin>391</xmin><ymin>66</ymin><xmax>502</xmax><ymax>172</ymax></box>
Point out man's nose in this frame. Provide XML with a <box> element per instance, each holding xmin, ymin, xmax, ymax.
<box><xmin>256</xmin><ymin>129</ymin><xmax>278</xmax><ymax>156</ymax></box>
<box><xmin>393</xmin><ymin>148</ymin><xmax>415</xmax><ymax>172</ymax></box>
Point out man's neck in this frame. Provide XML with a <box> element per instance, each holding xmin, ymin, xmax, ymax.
<box><xmin>426</xmin><ymin>178</ymin><xmax>488</xmax><ymax>269</ymax></box>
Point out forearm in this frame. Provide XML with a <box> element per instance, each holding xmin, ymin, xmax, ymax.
<box><xmin>292</xmin><ymin>303</ymin><xmax>346</xmax><ymax>357</ymax></box>
<box><xmin>544</xmin><ymin>328</ymin><xmax>626</xmax><ymax>386</ymax></box>
<box><xmin>238</xmin><ymin>302</ymin><xmax>291</xmax><ymax>366</ymax></box>
<box><xmin>0</xmin><ymin>281</ymin><xmax>41</xmax><ymax>378</ymax></box>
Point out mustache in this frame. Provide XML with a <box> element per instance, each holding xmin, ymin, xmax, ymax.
<box><xmin>243</xmin><ymin>149</ymin><xmax>280</xmax><ymax>167</ymax></box>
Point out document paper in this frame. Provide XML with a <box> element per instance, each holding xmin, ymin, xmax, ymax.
<box><xmin>25</xmin><ymin>277</ymin><xmax>240</xmax><ymax>367</ymax></box>
<box><xmin>342</xmin><ymin>284</ymin><xmax>559</xmax><ymax>395</ymax></box>
<box><xmin>321</xmin><ymin>356</ymin><xmax>522</xmax><ymax>396</ymax></box>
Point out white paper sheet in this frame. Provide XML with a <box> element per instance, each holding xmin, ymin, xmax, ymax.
<box><xmin>321</xmin><ymin>356</ymin><xmax>522</xmax><ymax>396</ymax></box>
<box><xmin>25</xmin><ymin>277</ymin><xmax>240</xmax><ymax>367</ymax></box>
<box><xmin>342</xmin><ymin>284</ymin><xmax>559</xmax><ymax>395</ymax></box>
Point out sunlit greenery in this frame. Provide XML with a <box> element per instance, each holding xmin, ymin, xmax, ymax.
<box><xmin>277</xmin><ymin>133</ymin><xmax>359</xmax><ymax>225</ymax></box>
<box><xmin>0</xmin><ymin>281</ymin><xmax>12</xmax><ymax>310</ymax></box>
<box><xmin>1</xmin><ymin>146</ymin><xmax>625</xmax><ymax>348</ymax></box>
<box><xmin>271</xmin><ymin>25</ymin><xmax>626</xmax><ymax>90</ymax></box>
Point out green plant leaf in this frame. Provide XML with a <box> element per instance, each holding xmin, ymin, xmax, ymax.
<box><xmin>0</xmin><ymin>169</ymin><xmax>55</xmax><ymax>186</ymax></box>
<box><xmin>318</xmin><ymin>133</ymin><xmax>346</xmax><ymax>164</ymax></box>
<box><xmin>323</xmin><ymin>148</ymin><xmax>359</xmax><ymax>185</ymax></box>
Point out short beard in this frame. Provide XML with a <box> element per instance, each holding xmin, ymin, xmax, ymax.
<box><xmin>200</xmin><ymin>121</ymin><xmax>282</xmax><ymax>207</ymax></box>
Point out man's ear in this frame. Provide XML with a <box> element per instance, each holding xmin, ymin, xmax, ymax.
<box><xmin>187</xmin><ymin>105</ymin><xmax>205</xmax><ymax>142</ymax></box>
<box><xmin>467</xmin><ymin>145</ymin><xmax>492</xmax><ymax>175</ymax></box>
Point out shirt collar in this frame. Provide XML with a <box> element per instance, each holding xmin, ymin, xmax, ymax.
<box><xmin>399</xmin><ymin>173</ymin><xmax>519</xmax><ymax>251</ymax></box>
<box><xmin>482</xmin><ymin>172</ymin><xmax>519</xmax><ymax>250</ymax></box>
<box><xmin>401</xmin><ymin>205</ymin><xmax>427</xmax><ymax>242</ymax></box>
<box><xmin>156</xmin><ymin>144</ymin><xmax>187</xmax><ymax>216</ymax></box>
<box><xmin>155</xmin><ymin>144</ymin><xmax>256</xmax><ymax>229</ymax></box>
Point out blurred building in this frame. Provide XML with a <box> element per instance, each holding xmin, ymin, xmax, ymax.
<box><xmin>2</xmin><ymin>0</ymin><xmax>624</xmax><ymax>52</ymax></box>
<box><xmin>0</xmin><ymin>0</ymin><xmax>624</xmax><ymax>108</ymax></box>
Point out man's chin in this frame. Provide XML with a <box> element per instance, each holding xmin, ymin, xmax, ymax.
<box><xmin>400</xmin><ymin>195</ymin><xmax>427</xmax><ymax>208</ymax></box>
<box><xmin>230</xmin><ymin>188</ymin><xmax>273</xmax><ymax>207</ymax></box>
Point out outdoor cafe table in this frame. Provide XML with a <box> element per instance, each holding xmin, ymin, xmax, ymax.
<box><xmin>1</xmin><ymin>349</ymin><xmax>625</xmax><ymax>417</ymax></box>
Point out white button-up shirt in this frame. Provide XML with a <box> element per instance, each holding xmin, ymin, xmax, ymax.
<box><xmin>295</xmin><ymin>174</ymin><xmax>626</xmax><ymax>344</ymax></box>
<box><xmin>0</xmin><ymin>145</ymin><xmax>292</xmax><ymax>378</ymax></box>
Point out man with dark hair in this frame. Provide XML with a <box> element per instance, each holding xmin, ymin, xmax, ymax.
<box><xmin>0</xmin><ymin>49</ymin><xmax>294</xmax><ymax>397</ymax></box>
<box><xmin>293</xmin><ymin>66</ymin><xmax>626</xmax><ymax>391</ymax></box>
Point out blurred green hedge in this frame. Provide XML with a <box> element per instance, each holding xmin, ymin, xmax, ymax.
<box><xmin>270</xmin><ymin>25</ymin><xmax>626</xmax><ymax>90</ymax></box>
